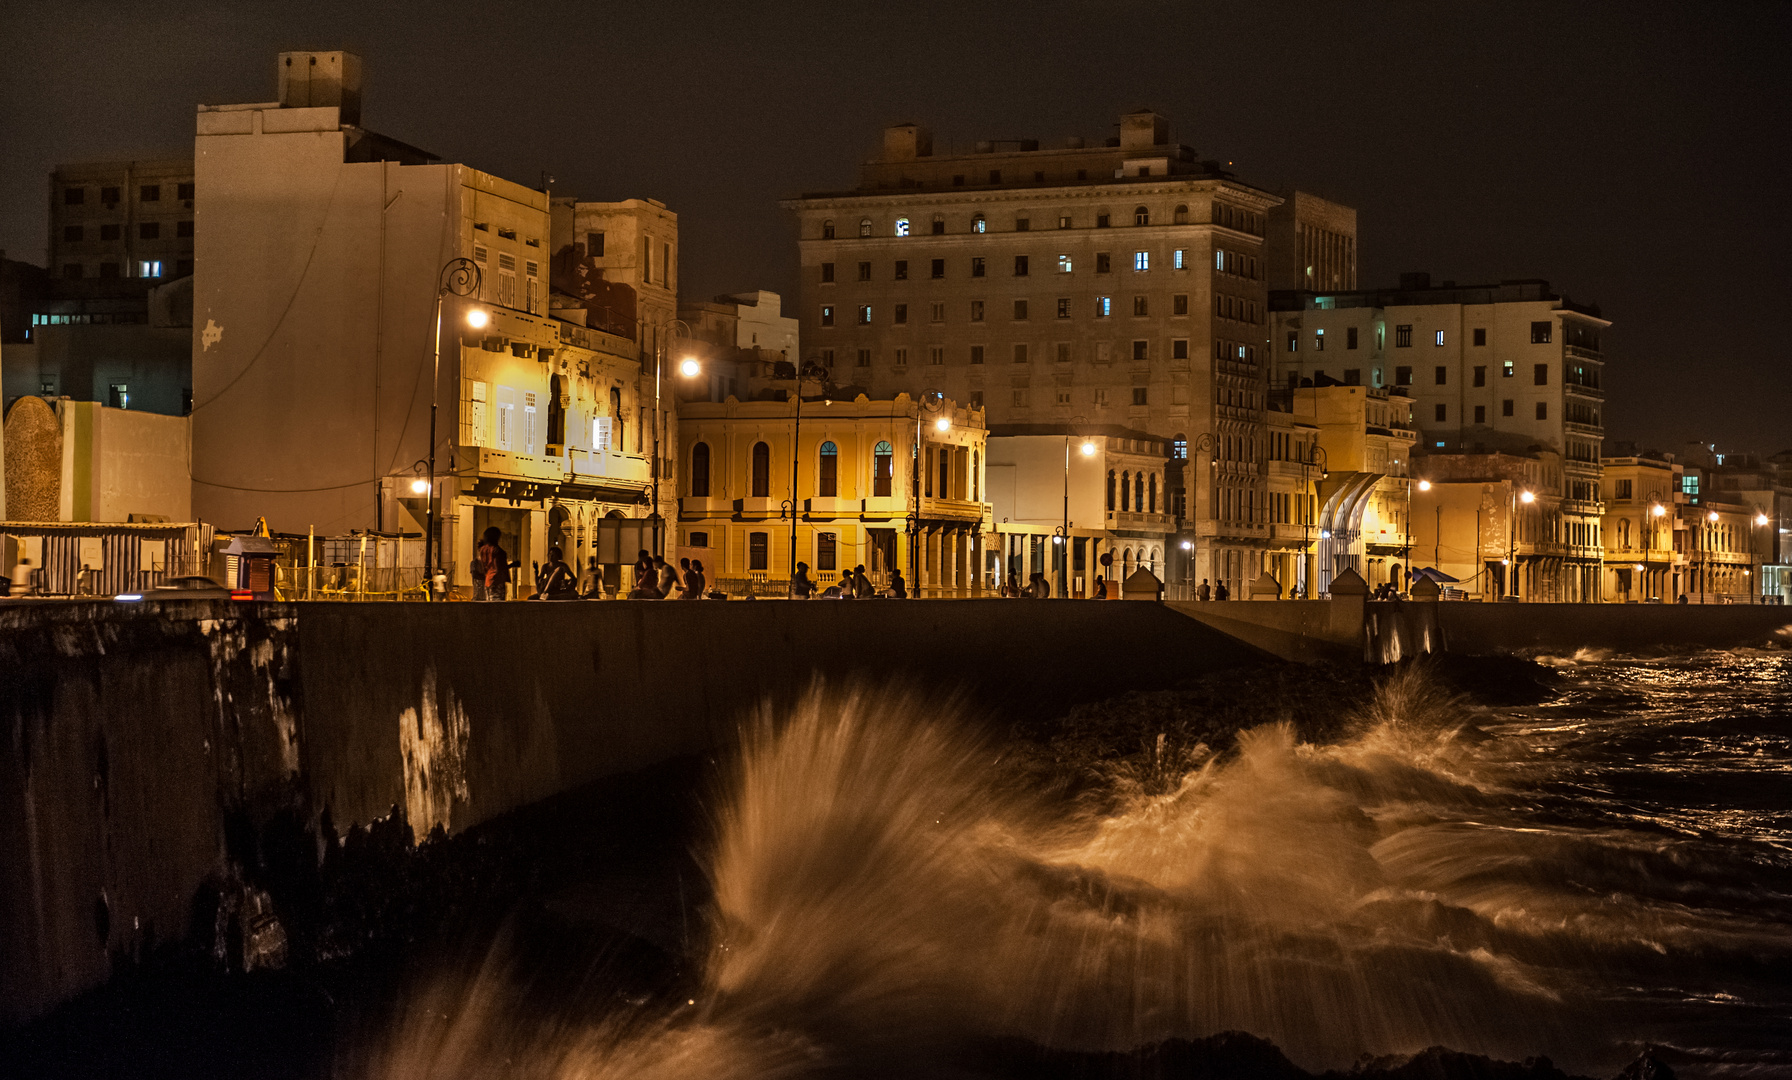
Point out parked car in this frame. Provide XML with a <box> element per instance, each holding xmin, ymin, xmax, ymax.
<box><xmin>142</xmin><ymin>575</ymin><xmax>235</xmax><ymax>599</ymax></box>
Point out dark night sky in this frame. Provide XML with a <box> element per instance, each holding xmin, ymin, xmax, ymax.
<box><xmin>3</xmin><ymin>0</ymin><xmax>1788</xmax><ymax>454</ymax></box>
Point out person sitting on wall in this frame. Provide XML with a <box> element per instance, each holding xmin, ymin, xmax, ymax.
<box><xmin>791</xmin><ymin>562</ymin><xmax>817</xmax><ymax>599</ymax></box>
<box><xmin>1093</xmin><ymin>574</ymin><xmax>1107</xmax><ymax>600</ymax></box>
<box><xmin>851</xmin><ymin>564</ymin><xmax>874</xmax><ymax>598</ymax></box>
<box><xmin>686</xmin><ymin>558</ymin><xmax>707</xmax><ymax>599</ymax></box>
<box><xmin>654</xmin><ymin>556</ymin><xmax>679</xmax><ymax>599</ymax></box>
<box><xmin>535</xmin><ymin>546</ymin><xmax>578</xmax><ymax>600</ymax></box>
<box><xmin>999</xmin><ymin>572</ymin><xmax>1021</xmax><ymax>598</ymax></box>
<box><xmin>889</xmin><ymin>568</ymin><xmax>907</xmax><ymax>599</ymax></box>
<box><xmin>477</xmin><ymin>528</ymin><xmax>512</xmax><ymax>601</ymax></box>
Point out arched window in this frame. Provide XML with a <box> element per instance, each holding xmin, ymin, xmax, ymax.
<box><xmin>873</xmin><ymin>440</ymin><xmax>893</xmax><ymax>497</ymax></box>
<box><xmin>818</xmin><ymin>440</ymin><xmax>838</xmax><ymax>497</ymax></box>
<box><xmin>894</xmin><ymin>217</ymin><xmax>910</xmax><ymax>237</ymax></box>
<box><xmin>858</xmin><ymin>218</ymin><xmax>873</xmax><ymax>238</ymax></box>
<box><xmin>1148</xmin><ymin>473</ymin><xmax>1157</xmax><ymax>513</ymax></box>
<box><xmin>1173</xmin><ymin>204</ymin><xmax>1188</xmax><ymax>224</ymax></box>
<box><xmin>1106</xmin><ymin>470</ymin><xmax>1116</xmax><ymax>511</ymax></box>
<box><xmin>690</xmin><ymin>441</ymin><xmax>711</xmax><ymax>497</ymax></box>
<box><xmin>1121</xmin><ymin>471</ymin><xmax>1131</xmax><ymax>511</ymax></box>
<box><xmin>972</xmin><ymin>213</ymin><xmax>987</xmax><ymax>234</ymax></box>
<box><xmin>931</xmin><ymin>213</ymin><xmax>945</xmax><ymax>235</ymax></box>
<box><xmin>1135</xmin><ymin>472</ymin><xmax>1145</xmax><ymax>512</ymax></box>
<box><xmin>1134</xmin><ymin>205</ymin><xmax>1149</xmax><ymax>226</ymax></box>
<box><xmin>822</xmin><ymin>219</ymin><xmax>835</xmax><ymax>240</ymax></box>
<box><xmin>751</xmin><ymin>441</ymin><xmax>771</xmax><ymax>498</ymax></box>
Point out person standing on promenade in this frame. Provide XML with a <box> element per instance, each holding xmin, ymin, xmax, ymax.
<box><xmin>477</xmin><ymin>527</ymin><xmax>511</xmax><ymax>601</ymax></box>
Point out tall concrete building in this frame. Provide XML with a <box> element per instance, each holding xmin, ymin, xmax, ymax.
<box><xmin>1273</xmin><ymin>275</ymin><xmax>1611</xmax><ymax>600</ymax></box>
<box><xmin>192</xmin><ymin>51</ymin><xmax>658</xmax><ymax>589</ymax></box>
<box><xmin>49</xmin><ymin>158</ymin><xmax>196</xmax><ymax>283</ymax></box>
<box><xmin>783</xmin><ymin>109</ymin><xmax>1350</xmax><ymax>586</ymax></box>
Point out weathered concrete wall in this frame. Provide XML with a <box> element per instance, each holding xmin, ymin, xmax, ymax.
<box><xmin>1435</xmin><ymin>602</ymin><xmax>1792</xmax><ymax>654</ymax></box>
<box><xmin>0</xmin><ymin>599</ymin><xmax>1271</xmax><ymax>1024</ymax></box>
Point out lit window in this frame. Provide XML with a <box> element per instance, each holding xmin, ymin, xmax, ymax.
<box><xmin>1314</xmin><ymin>329</ymin><xmax>1325</xmax><ymax>351</ymax></box>
<box><xmin>1096</xmin><ymin>296</ymin><xmax>1112</xmax><ymax>317</ymax></box>
<box><xmin>894</xmin><ymin>217</ymin><xmax>910</xmax><ymax>237</ymax></box>
<box><xmin>972</xmin><ymin>214</ymin><xmax>986</xmax><ymax>234</ymax></box>
<box><xmin>1503</xmin><ymin>360</ymin><xmax>1515</xmax><ymax>378</ymax></box>
<box><xmin>821</xmin><ymin>305</ymin><xmax>834</xmax><ymax>327</ymax></box>
<box><xmin>857</xmin><ymin>305</ymin><xmax>871</xmax><ymax>324</ymax></box>
<box><xmin>1058</xmin><ymin>254</ymin><xmax>1073</xmax><ymax>273</ymax></box>
<box><xmin>1134</xmin><ymin>251</ymin><xmax>1149</xmax><ymax>272</ymax></box>
<box><xmin>1215</xmin><ymin>250</ymin><xmax>1225</xmax><ymax>271</ymax></box>
<box><xmin>1173</xmin><ymin>249</ymin><xmax>1186</xmax><ymax>270</ymax></box>
<box><xmin>109</xmin><ymin>383</ymin><xmax>129</xmax><ymax>409</ymax></box>
<box><xmin>1435</xmin><ymin>330</ymin><xmax>1445</xmax><ymax>346</ymax></box>
<box><xmin>137</xmin><ymin>260</ymin><xmax>161</xmax><ymax>278</ymax></box>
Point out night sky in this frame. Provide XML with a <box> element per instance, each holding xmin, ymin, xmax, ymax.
<box><xmin>3</xmin><ymin>0</ymin><xmax>1787</xmax><ymax>454</ymax></box>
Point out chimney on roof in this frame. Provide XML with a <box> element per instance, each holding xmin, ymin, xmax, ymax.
<box><xmin>1119</xmin><ymin>109</ymin><xmax>1169</xmax><ymax>152</ymax></box>
<box><xmin>882</xmin><ymin>123</ymin><xmax>933</xmax><ymax>161</ymax></box>
<box><xmin>1399</xmin><ymin>271</ymin><xmax>1432</xmax><ymax>291</ymax></box>
<box><xmin>278</xmin><ymin>50</ymin><xmax>362</xmax><ymax>124</ymax></box>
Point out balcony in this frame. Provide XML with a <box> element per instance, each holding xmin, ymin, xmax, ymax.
<box><xmin>918</xmin><ymin>496</ymin><xmax>989</xmax><ymax>524</ymax></box>
<box><xmin>1107</xmin><ymin>510</ymin><xmax>1173</xmax><ymax>534</ymax></box>
<box><xmin>1565</xmin><ymin>344</ymin><xmax>1603</xmax><ymax>362</ymax></box>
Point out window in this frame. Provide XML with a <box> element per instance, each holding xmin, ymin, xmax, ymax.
<box><xmin>1473</xmin><ymin>328</ymin><xmax>1486</xmax><ymax>346</ymax></box>
<box><xmin>1435</xmin><ymin>330</ymin><xmax>1445</xmax><ymax>346</ymax></box>
<box><xmin>1014</xmin><ymin>255</ymin><xmax>1029</xmax><ymax>276</ymax></box>
<box><xmin>1173</xmin><ymin>249</ymin><xmax>1186</xmax><ymax>270</ymax></box>
<box><xmin>1314</xmin><ymin>328</ymin><xmax>1326</xmax><ymax>351</ymax></box>
<box><xmin>1534</xmin><ymin>363</ymin><xmax>1549</xmax><ymax>385</ymax></box>
<box><xmin>970</xmin><ymin>300</ymin><xmax>985</xmax><ymax>322</ymax></box>
<box><xmin>893</xmin><ymin>348</ymin><xmax>906</xmax><ymax>366</ymax></box>
<box><xmin>63</xmin><ymin>187</ymin><xmax>84</xmax><ymax>205</ymax></box>
<box><xmin>1096</xmin><ymin>213</ymin><xmax>1110</xmax><ymax>228</ymax></box>
<box><xmin>894</xmin><ymin>303</ymin><xmax>908</xmax><ymax>324</ymax></box>
<box><xmin>1473</xmin><ymin>365</ymin><xmax>1486</xmax><ymax>387</ymax></box>
<box><xmin>688</xmin><ymin>531</ymin><xmax>709</xmax><ymax>549</ymax></box>
<box><xmin>139</xmin><ymin>222</ymin><xmax>159</xmax><ymax>240</ymax></box>
<box><xmin>818</xmin><ymin>441</ymin><xmax>838</xmax><ymax>497</ymax></box>
<box><xmin>1014</xmin><ymin>343</ymin><xmax>1029</xmax><ymax>363</ymax></box>
<box><xmin>1058</xmin><ymin>215</ymin><xmax>1072</xmax><ymax>229</ymax></box>
<box><xmin>1092</xmin><ymin>253</ymin><xmax>1110</xmax><ymax>275</ymax></box>
<box><xmin>818</xmin><ymin>532</ymin><xmax>837</xmax><ymax>572</ymax></box>
<box><xmin>1106</xmin><ymin>471</ymin><xmax>1116</xmax><ymax>509</ymax></box>
<box><xmin>1173</xmin><ymin>339</ymin><xmax>1189</xmax><ymax>359</ymax></box>
<box><xmin>100</xmin><ymin>224</ymin><xmax>120</xmax><ymax>241</ymax></box>
<box><xmin>176</xmin><ymin>220</ymin><xmax>194</xmax><ymax>238</ymax></box>
<box><xmin>989</xmin><ymin>170</ymin><xmax>1002</xmax><ymax>184</ymax></box>
<box><xmin>137</xmin><ymin>260</ymin><xmax>161</xmax><ymax>277</ymax></box>
<box><xmin>821</xmin><ymin>220</ymin><xmax>834</xmax><ymax>240</ymax></box>
<box><xmin>972</xmin><ymin>214</ymin><xmax>986</xmax><ymax>233</ymax></box>
<box><xmin>1395</xmin><ymin>324</ymin><xmax>1412</xmax><ymax>347</ymax></box>
<box><xmin>1286</xmin><ymin>331</ymin><xmax>1298</xmax><ymax>352</ymax></box>
<box><xmin>857</xmin><ymin>305</ymin><xmax>872</xmax><ymax>325</ymax></box>
<box><xmin>1173</xmin><ymin>294</ymin><xmax>1188</xmax><ymax>315</ymax></box>
<box><xmin>971</xmin><ymin>257</ymin><xmax>986</xmax><ymax>278</ymax></box>
<box><xmin>931</xmin><ymin>214</ymin><xmax>945</xmax><ymax>235</ymax></box>
<box><xmin>1096</xmin><ymin>296</ymin><xmax>1111</xmax><ymax>317</ymax></box>
<box><xmin>1013</xmin><ymin>299</ymin><xmax>1029</xmax><ymax>321</ymax></box>
<box><xmin>1132</xmin><ymin>340</ymin><xmax>1148</xmax><ymax>361</ymax></box>
<box><xmin>1094</xmin><ymin>388</ymin><xmax>1109</xmax><ymax>406</ymax></box>
<box><xmin>1057</xmin><ymin>254</ymin><xmax>1072</xmax><ymax>273</ymax></box>
<box><xmin>1057</xmin><ymin>298</ymin><xmax>1071</xmax><ymax>318</ymax></box>
<box><xmin>1012</xmin><ymin>388</ymin><xmax>1030</xmax><ymax>407</ymax></box>
<box><xmin>969</xmin><ymin>390</ymin><xmax>984</xmax><ymax>407</ymax></box>
<box><xmin>1131</xmin><ymin>296</ymin><xmax>1148</xmax><ymax>317</ymax></box>
<box><xmin>930</xmin><ymin>347</ymin><xmax>944</xmax><ymax>365</ymax></box>
<box><xmin>894</xmin><ymin>217</ymin><xmax>910</xmax><ymax>237</ymax></box>
<box><xmin>1530</xmin><ymin>321</ymin><xmax>1553</xmax><ymax>344</ymax></box>
<box><xmin>1344</xmin><ymin>369</ymin><xmax>1361</xmax><ymax>386</ymax></box>
<box><xmin>1503</xmin><ymin>360</ymin><xmax>1515</xmax><ymax>378</ymax></box>
<box><xmin>1121</xmin><ymin>471</ymin><xmax>1131</xmax><ymax>511</ymax></box>
<box><xmin>1395</xmin><ymin>366</ymin><xmax>1412</xmax><ymax>386</ymax></box>
<box><xmin>930</xmin><ymin>258</ymin><xmax>945</xmax><ymax>279</ymax></box>
<box><xmin>1434</xmin><ymin>403</ymin><xmax>1447</xmax><ymax>422</ymax></box>
<box><xmin>177</xmin><ymin>181</ymin><xmax>195</xmax><ymax>201</ymax></box>
<box><xmin>749</xmin><ymin>532</ymin><xmax>769</xmax><ymax>571</ymax></box>
<box><xmin>1216</xmin><ymin>250</ymin><xmax>1226</xmax><ymax>271</ymax></box>
<box><xmin>1133</xmin><ymin>251</ymin><xmax>1150</xmax><ymax>272</ymax></box>
<box><xmin>970</xmin><ymin>345</ymin><xmax>985</xmax><ymax>364</ymax></box>
<box><xmin>691</xmin><ymin>442</ymin><xmax>711</xmax><ymax>497</ymax></box>
<box><xmin>1616</xmin><ymin>479</ymin><xmax>1633</xmax><ymax>499</ymax></box>
<box><xmin>820</xmin><ymin>262</ymin><xmax>834</xmax><ymax>283</ymax></box>
<box><xmin>140</xmin><ymin>184</ymin><xmax>160</xmax><ymax>202</ymax></box>
<box><xmin>1132</xmin><ymin>387</ymin><xmax>1149</xmax><ymax>406</ymax></box>
<box><xmin>894</xmin><ymin>260</ymin><xmax>909</xmax><ymax>280</ymax></box>
<box><xmin>1015</xmin><ymin>216</ymin><xmax>1030</xmax><ymax>231</ymax></box>
<box><xmin>1503</xmin><ymin>399</ymin><xmax>1514</xmax><ymax>417</ymax></box>
<box><xmin>101</xmin><ymin>186</ymin><xmax>120</xmax><ymax>204</ymax></box>
<box><xmin>1472</xmin><ymin>405</ymin><xmax>1485</xmax><ymax>424</ymax></box>
<box><xmin>1056</xmin><ymin>342</ymin><xmax>1071</xmax><ymax>362</ymax></box>
<box><xmin>857</xmin><ymin>261</ymin><xmax>871</xmax><ymax>282</ymax></box>
<box><xmin>821</xmin><ymin>305</ymin><xmax>834</xmax><ymax>327</ymax></box>
<box><xmin>860</xmin><ymin>348</ymin><xmax>874</xmax><ymax>367</ymax></box>
<box><xmin>1347</xmin><ymin>326</ymin><xmax>1358</xmax><ymax>349</ymax></box>
<box><xmin>62</xmin><ymin>224</ymin><xmax>83</xmax><ymax>242</ymax></box>
<box><xmin>751</xmin><ymin>442</ymin><xmax>771</xmax><ymax>497</ymax></box>
<box><xmin>109</xmin><ymin>383</ymin><xmax>129</xmax><ymax>409</ymax></box>
<box><xmin>1134</xmin><ymin>206</ymin><xmax>1149</xmax><ymax>226</ymax></box>
<box><xmin>874</xmin><ymin>441</ymin><xmax>893</xmax><ymax>496</ymax></box>
<box><xmin>1536</xmin><ymin>402</ymin><xmax>1548</xmax><ymax>420</ymax></box>
<box><xmin>859</xmin><ymin>218</ymin><xmax>873</xmax><ymax>237</ymax></box>
<box><xmin>1435</xmin><ymin>366</ymin><xmax>1447</xmax><ymax>385</ymax></box>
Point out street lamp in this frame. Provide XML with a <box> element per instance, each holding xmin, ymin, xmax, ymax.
<box><xmin>787</xmin><ymin>357</ymin><xmax>832</xmax><ymax>582</ymax></box>
<box><xmin>1506</xmin><ymin>488</ymin><xmax>1535</xmax><ymax>599</ymax></box>
<box><xmin>1303</xmin><ymin>443</ymin><xmax>1330</xmax><ymax>598</ymax></box>
<box><xmin>650</xmin><ymin>319</ymin><xmax>697</xmax><ymax>559</ymax></box>
<box><xmin>909</xmin><ymin>389</ymin><xmax>946</xmax><ymax>596</ymax></box>
<box><xmin>1057</xmin><ymin>419</ymin><xmax>1093</xmax><ymax>598</ymax></box>
<box><xmin>426</xmin><ymin>257</ymin><xmax>482</xmax><ymax>599</ymax></box>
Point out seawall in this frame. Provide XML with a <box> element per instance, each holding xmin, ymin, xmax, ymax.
<box><xmin>0</xmin><ymin>598</ymin><xmax>1271</xmax><ymax>1025</ymax></box>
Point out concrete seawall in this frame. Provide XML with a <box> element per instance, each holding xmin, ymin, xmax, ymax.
<box><xmin>0</xmin><ymin>599</ymin><xmax>1271</xmax><ymax>1025</ymax></box>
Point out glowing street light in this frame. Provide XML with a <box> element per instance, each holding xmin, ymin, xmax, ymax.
<box><xmin>678</xmin><ymin>357</ymin><xmax>702</xmax><ymax>379</ymax></box>
<box><xmin>410</xmin><ymin>478</ymin><xmax>431</xmax><ymax>495</ymax></box>
<box><xmin>1708</xmin><ymin>510</ymin><xmax>1720</xmax><ymax>522</ymax></box>
<box><xmin>465</xmin><ymin>307</ymin><xmax>489</xmax><ymax>329</ymax></box>
<box><xmin>1651</xmin><ymin>504</ymin><xmax>1667</xmax><ymax>517</ymax></box>
<box><xmin>1417</xmin><ymin>479</ymin><xmax>1432</xmax><ymax>491</ymax></box>
<box><xmin>1520</xmin><ymin>489</ymin><xmax>1536</xmax><ymax>504</ymax></box>
<box><xmin>1756</xmin><ymin>513</ymin><xmax>1770</xmax><ymax>526</ymax></box>
<box><xmin>1080</xmin><ymin>439</ymin><xmax>1096</xmax><ymax>456</ymax></box>
<box><xmin>935</xmin><ymin>416</ymin><xmax>951</xmax><ymax>433</ymax></box>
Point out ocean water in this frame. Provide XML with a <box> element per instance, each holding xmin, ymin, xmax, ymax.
<box><xmin>367</xmin><ymin>651</ymin><xmax>1792</xmax><ymax>1079</ymax></box>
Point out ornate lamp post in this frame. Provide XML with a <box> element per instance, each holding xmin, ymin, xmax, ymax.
<box><xmin>909</xmin><ymin>389</ymin><xmax>946</xmax><ymax>596</ymax></box>
<box><xmin>427</xmin><ymin>258</ymin><xmax>482</xmax><ymax>598</ymax></box>
<box><xmin>787</xmin><ymin>358</ymin><xmax>832</xmax><ymax>581</ymax></box>
<box><xmin>1060</xmin><ymin>421</ymin><xmax>1094</xmax><ymax>598</ymax></box>
<box><xmin>651</xmin><ymin>318</ymin><xmax>696</xmax><ymax>558</ymax></box>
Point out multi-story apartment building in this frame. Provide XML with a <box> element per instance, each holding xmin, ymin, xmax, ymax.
<box><xmin>192</xmin><ymin>51</ymin><xmax>655</xmax><ymax>592</ymax></box>
<box><xmin>1266</xmin><ymin>190</ymin><xmax>1357</xmax><ymax>293</ymax></box>
<box><xmin>782</xmin><ymin>110</ymin><xmax>1345</xmax><ymax>588</ymax></box>
<box><xmin>1600</xmin><ymin>455</ymin><xmax>1684</xmax><ymax>602</ymax></box>
<box><xmin>1274</xmin><ymin>275</ymin><xmax>1609</xmax><ymax>601</ymax></box>
<box><xmin>49</xmin><ymin>158</ymin><xmax>196</xmax><ymax>283</ymax></box>
<box><xmin>677</xmin><ymin>393</ymin><xmax>988</xmax><ymax>596</ymax></box>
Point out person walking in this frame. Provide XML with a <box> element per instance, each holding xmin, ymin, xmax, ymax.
<box><xmin>1198</xmin><ymin>578</ymin><xmax>1211</xmax><ymax>602</ymax></box>
<box><xmin>889</xmin><ymin>567</ymin><xmax>907</xmax><ymax>598</ymax></box>
<box><xmin>791</xmin><ymin>561</ymin><xmax>817</xmax><ymax>599</ymax></box>
<box><xmin>476</xmin><ymin>527</ymin><xmax>511</xmax><ymax>601</ymax></box>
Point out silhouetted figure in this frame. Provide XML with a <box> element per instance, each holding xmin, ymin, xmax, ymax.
<box><xmin>1001</xmin><ymin>572</ymin><xmax>1022</xmax><ymax>597</ymax></box>
<box><xmin>654</xmin><ymin>556</ymin><xmax>679</xmax><ymax>598</ymax></box>
<box><xmin>1027</xmin><ymin>571</ymin><xmax>1051</xmax><ymax>598</ymax></box>
<box><xmin>1093</xmin><ymin>574</ymin><xmax>1107</xmax><ymax>600</ymax></box>
<box><xmin>1198</xmin><ymin>578</ymin><xmax>1211</xmax><ymax>602</ymax></box>
<box><xmin>536</xmin><ymin>545</ymin><xmax>577</xmax><ymax>599</ymax></box>
<box><xmin>477</xmin><ymin>527</ymin><xmax>511</xmax><ymax>601</ymax></box>
<box><xmin>691</xmin><ymin>559</ymin><xmax>709</xmax><ymax>598</ymax></box>
<box><xmin>851</xmin><ymin>564</ymin><xmax>873</xmax><ymax>598</ymax></box>
<box><xmin>1215</xmin><ymin>581</ymin><xmax>1229</xmax><ymax>601</ymax></box>
<box><xmin>791</xmin><ymin>562</ymin><xmax>816</xmax><ymax>599</ymax></box>
<box><xmin>889</xmin><ymin>568</ymin><xmax>907</xmax><ymax>598</ymax></box>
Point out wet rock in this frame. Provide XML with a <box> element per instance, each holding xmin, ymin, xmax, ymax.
<box><xmin>1612</xmin><ymin>1050</ymin><xmax>1676</xmax><ymax>1080</ymax></box>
